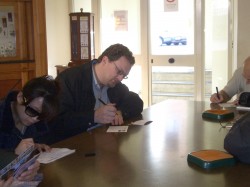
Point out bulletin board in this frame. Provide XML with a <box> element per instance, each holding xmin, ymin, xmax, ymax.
<box><xmin>0</xmin><ymin>6</ymin><xmax>16</xmax><ymax>58</ymax></box>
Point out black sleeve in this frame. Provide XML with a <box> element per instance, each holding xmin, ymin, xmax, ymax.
<box><xmin>224</xmin><ymin>112</ymin><xmax>250</xmax><ymax>164</ymax></box>
<box><xmin>108</xmin><ymin>83</ymin><xmax>144</xmax><ymax>120</ymax></box>
<box><xmin>119</xmin><ymin>91</ymin><xmax>143</xmax><ymax>120</ymax></box>
<box><xmin>0</xmin><ymin>149</ymin><xmax>17</xmax><ymax>170</ymax></box>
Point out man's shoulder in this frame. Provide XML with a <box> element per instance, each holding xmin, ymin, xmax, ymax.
<box><xmin>57</xmin><ymin>62</ymin><xmax>92</xmax><ymax>79</ymax></box>
<box><xmin>235</xmin><ymin>66</ymin><xmax>244</xmax><ymax>74</ymax></box>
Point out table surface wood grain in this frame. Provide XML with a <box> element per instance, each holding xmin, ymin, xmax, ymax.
<box><xmin>39</xmin><ymin>100</ymin><xmax>250</xmax><ymax>187</ymax></box>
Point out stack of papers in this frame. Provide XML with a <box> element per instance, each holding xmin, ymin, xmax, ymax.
<box><xmin>37</xmin><ymin>148</ymin><xmax>75</xmax><ymax>164</ymax></box>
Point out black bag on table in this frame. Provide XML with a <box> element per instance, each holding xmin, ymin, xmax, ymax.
<box><xmin>238</xmin><ymin>92</ymin><xmax>250</xmax><ymax>107</ymax></box>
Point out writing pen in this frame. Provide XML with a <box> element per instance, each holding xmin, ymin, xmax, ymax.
<box><xmin>216</xmin><ymin>87</ymin><xmax>220</xmax><ymax>99</ymax></box>
<box><xmin>98</xmin><ymin>98</ymin><xmax>118</xmax><ymax>115</ymax></box>
<box><xmin>98</xmin><ymin>98</ymin><xmax>107</xmax><ymax>105</ymax></box>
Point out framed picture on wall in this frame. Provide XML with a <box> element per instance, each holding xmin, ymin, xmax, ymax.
<box><xmin>0</xmin><ymin>6</ymin><xmax>16</xmax><ymax>58</ymax></box>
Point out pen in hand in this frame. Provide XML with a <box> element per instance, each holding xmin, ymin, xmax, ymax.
<box><xmin>98</xmin><ymin>98</ymin><xmax>118</xmax><ymax>115</ymax></box>
<box><xmin>216</xmin><ymin>87</ymin><xmax>220</xmax><ymax>100</ymax></box>
<box><xmin>98</xmin><ymin>98</ymin><xmax>107</xmax><ymax>105</ymax></box>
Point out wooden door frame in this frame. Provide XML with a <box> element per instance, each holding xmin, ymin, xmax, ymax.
<box><xmin>32</xmin><ymin>0</ymin><xmax>48</xmax><ymax>76</ymax></box>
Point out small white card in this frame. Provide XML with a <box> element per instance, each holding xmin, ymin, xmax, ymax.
<box><xmin>38</xmin><ymin>148</ymin><xmax>75</xmax><ymax>164</ymax></box>
<box><xmin>107</xmin><ymin>126</ymin><xmax>128</xmax><ymax>132</ymax></box>
<box><xmin>131</xmin><ymin>120</ymin><xmax>153</xmax><ymax>125</ymax></box>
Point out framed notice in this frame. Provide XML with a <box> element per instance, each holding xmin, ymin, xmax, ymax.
<box><xmin>164</xmin><ymin>0</ymin><xmax>179</xmax><ymax>12</ymax></box>
<box><xmin>114</xmin><ymin>10</ymin><xmax>128</xmax><ymax>31</ymax></box>
<box><xmin>0</xmin><ymin>6</ymin><xmax>16</xmax><ymax>57</ymax></box>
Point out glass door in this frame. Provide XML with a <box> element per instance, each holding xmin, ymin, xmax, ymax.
<box><xmin>95</xmin><ymin>0</ymin><xmax>231</xmax><ymax>107</ymax></box>
<box><xmin>149</xmin><ymin>0</ymin><xmax>198</xmax><ymax>105</ymax></box>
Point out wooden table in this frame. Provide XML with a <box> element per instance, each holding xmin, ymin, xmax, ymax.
<box><xmin>39</xmin><ymin>100</ymin><xmax>250</xmax><ymax>187</ymax></box>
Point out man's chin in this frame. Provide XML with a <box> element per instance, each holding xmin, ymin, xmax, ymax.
<box><xmin>108</xmin><ymin>81</ymin><xmax>117</xmax><ymax>88</ymax></box>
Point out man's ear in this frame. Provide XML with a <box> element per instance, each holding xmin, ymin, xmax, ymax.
<box><xmin>102</xmin><ymin>56</ymin><xmax>108</xmax><ymax>64</ymax></box>
<box><xmin>17</xmin><ymin>91</ymin><xmax>24</xmax><ymax>104</ymax></box>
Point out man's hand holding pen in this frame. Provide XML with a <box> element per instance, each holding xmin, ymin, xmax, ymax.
<box><xmin>210</xmin><ymin>87</ymin><xmax>224</xmax><ymax>103</ymax></box>
<box><xmin>112</xmin><ymin>110</ymin><xmax>124</xmax><ymax>125</ymax></box>
<box><xmin>95</xmin><ymin>98</ymin><xmax>124</xmax><ymax>125</ymax></box>
<box><xmin>210</xmin><ymin>92</ymin><xmax>224</xmax><ymax>103</ymax></box>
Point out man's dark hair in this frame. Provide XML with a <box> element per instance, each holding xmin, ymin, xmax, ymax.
<box><xmin>97</xmin><ymin>43</ymin><xmax>135</xmax><ymax>65</ymax></box>
<box><xmin>22</xmin><ymin>75</ymin><xmax>60</xmax><ymax>121</ymax></box>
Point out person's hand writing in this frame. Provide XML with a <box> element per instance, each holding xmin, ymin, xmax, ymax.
<box><xmin>210</xmin><ymin>93</ymin><xmax>224</xmax><ymax>103</ymax></box>
<box><xmin>17</xmin><ymin>161</ymin><xmax>40</xmax><ymax>181</ymax></box>
<box><xmin>35</xmin><ymin>143</ymin><xmax>51</xmax><ymax>152</ymax></box>
<box><xmin>95</xmin><ymin>104</ymin><xmax>117</xmax><ymax>124</ymax></box>
<box><xmin>15</xmin><ymin>138</ymin><xmax>34</xmax><ymax>155</ymax></box>
<box><xmin>111</xmin><ymin>110</ymin><xmax>124</xmax><ymax>125</ymax></box>
<box><xmin>0</xmin><ymin>177</ymin><xmax>14</xmax><ymax>187</ymax></box>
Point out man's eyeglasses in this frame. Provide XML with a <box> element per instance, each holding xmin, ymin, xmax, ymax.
<box><xmin>113</xmin><ymin>62</ymin><xmax>128</xmax><ymax>79</ymax></box>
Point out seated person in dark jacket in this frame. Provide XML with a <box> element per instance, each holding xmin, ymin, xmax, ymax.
<box><xmin>0</xmin><ymin>139</ymin><xmax>40</xmax><ymax>186</ymax></box>
<box><xmin>224</xmin><ymin>112</ymin><xmax>250</xmax><ymax>164</ymax></box>
<box><xmin>52</xmin><ymin>43</ymin><xmax>143</xmax><ymax>141</ymax></box>
<box><xmin>0</xmin><ymin>75</ymin><xmax>60</xmax><ymax>150</ymax></box>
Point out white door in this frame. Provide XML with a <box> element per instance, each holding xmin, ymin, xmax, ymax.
<box><xmin>96</xmin><ymin>0</ymin><xmax>230</xmax><ymax>107</ymax></box>
<box><xmin>148</xmin><ymin>0</ymin><xmax>199</xmax><ymax>105</ymax></box>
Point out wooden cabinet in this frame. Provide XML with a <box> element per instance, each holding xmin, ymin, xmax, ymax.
<box><xmin>0</xmin><ymin>0</ymin><xmax>47</xmax><ymax>99</ymax></box>
<box><xmin>69</xmin><ymin>10</ymin><xmax>95</xmax><ymax>66</ymax></box>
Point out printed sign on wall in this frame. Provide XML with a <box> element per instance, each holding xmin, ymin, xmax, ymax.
<box><xmin>164</xmin><ymin>0</ymin><xmax>179</xmax><ymax>12</ymax></box>
<box><xmin>114</xmin><ymin>10</ymin><xmax>128</xmax><ymax>31</ymax></box>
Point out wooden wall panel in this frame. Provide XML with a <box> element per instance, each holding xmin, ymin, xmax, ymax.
<box><xmin>0</xmin><ymin>0</ymin><xmax>47</xmax><ymax>98</ymax></box>
<box><xmin>32</xmin><ymin>0</ymin><xmax>47</xmax><ymax>76</ymax></box>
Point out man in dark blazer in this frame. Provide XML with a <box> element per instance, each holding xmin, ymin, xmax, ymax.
<box><xmin>50</xmin><ymin>44</ymin><xmax>143</xmax><ymax>142</ymax></box>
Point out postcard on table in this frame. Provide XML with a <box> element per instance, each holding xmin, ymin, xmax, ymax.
<box><xmin>107</xmin><ymin>126</ymin><xmax>128</xmax><ymax>132</ymax></box>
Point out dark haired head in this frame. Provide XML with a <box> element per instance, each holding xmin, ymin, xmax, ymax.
<box><xmin>97</xmin><ymin>43</ymin><xmax>135</xmax><ymax>65</ymax></box>
<box><xmin>22</xmin><ymin>75</ymin><xmax>60</xmax><ymax>121</ymax></box>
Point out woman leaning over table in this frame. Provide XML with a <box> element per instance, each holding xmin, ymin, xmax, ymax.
<box><xmin>0</xmin><ymin>75</ymin><xmax>60</xmax><ymax>151</ymax></box>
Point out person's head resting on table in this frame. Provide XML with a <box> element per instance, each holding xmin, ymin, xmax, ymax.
<box><xmin>13</xmin><ymin>75</ymin><xmax>60</xmax><ymax>128</ymax></box>
<box><xmin>210</xmin><ymin>56</ymin><xmax>250</xmax><ymax>104</ymax></box>
<box><xmin>94</xmin><ymin>43</ymin><xmax>135</xmax><ymax>87</ymax></box>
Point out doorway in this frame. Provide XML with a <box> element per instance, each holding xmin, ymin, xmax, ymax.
<box><xmin>96</xmin><ymin>0</ymin><xmax>231</xmax><ymax>107</ymax></box>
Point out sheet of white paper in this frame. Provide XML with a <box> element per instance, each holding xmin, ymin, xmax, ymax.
<box><xmin>37</xmin><ymin>148</ymin><xmax>75</xmax><ymax>164</ymax></box>
<box><xmin>107</xmin><ymin>126</ymin><xmax>128</xmax><ymax>132</ymax></box>
<box><xmin>219</xmin><ymin>103</ymin><xmax>236</xmax><ymax>108</ymax></box>
<box><xmin>236</xmin><ymin>106</ymin><xmax>250</xmax><ymax>111</ymax></box>
<box><xmin>131</xmin><ymin>120</ymin><xmax>152</xmax><ymax>125</ymax></box>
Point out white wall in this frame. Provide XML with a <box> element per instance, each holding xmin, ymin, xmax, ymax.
<box><xmin>72</xmin><ymin>0</ymin><xmax>91</xmax><ymax>12</ymax></box>
<box><xmin>45</xmin><ymin>0</ymin><xmax>71</xmax><ymax>78</ymax></box>
<box><xmin>237</xmin><ymin>0</ymin><xmax>250</xmax><ymax>66</ymax></box>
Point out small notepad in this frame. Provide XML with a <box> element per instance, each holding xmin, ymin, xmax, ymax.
<box><xmin>202</xmin><ymin>109</ymin><xmax>234</xmax><ymax>121</ymax></box>
<box><xmin>187</xmin><ymin>149</ymin><xmax>236</xmax><ymax>169</ymax></box>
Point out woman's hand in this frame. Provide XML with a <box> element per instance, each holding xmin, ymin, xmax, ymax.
<box><xmin>15</xmin><ymin>138</ymin><xmax>34</xmax><ymax>155</ymax></box>
<box><xmin>0</xmin><ymin>177</ymin><xmax>14</xmax><ymax>187</ymax></box>
<box><xmin>17</xmin><ymin>161</ymin><xmax>40</xmax><ymax>181</ymax></box>
<box><xmin>35</xmin><ymin>143</ymin><xmax>51</xmax><ymax>152</ymax></box>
